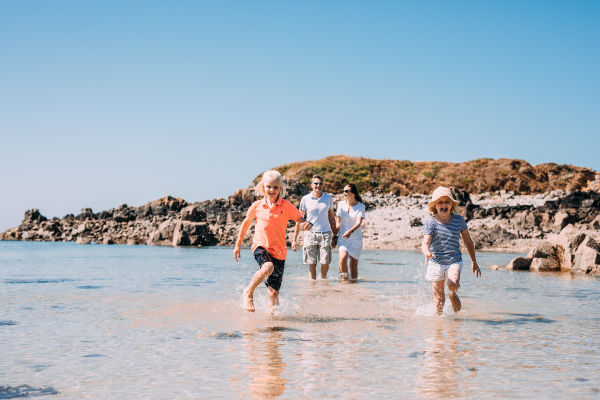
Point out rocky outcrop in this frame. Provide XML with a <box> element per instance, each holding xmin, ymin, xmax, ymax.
<box><xmin>1</xmin><ymin>160</ymin><xmax>599</xmax><ymax>276</ymax></box>
<box><xmin>505</xmin><ymin>227</ymin><xmax>600</xmax><ymax>275</ymax></box>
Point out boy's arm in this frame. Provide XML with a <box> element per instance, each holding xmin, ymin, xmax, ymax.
<box><xmin>460</xmin><ymin>229</ymin><xmax>481</xmax><ymax>277</ymax></box>
<box><xmin>292</xmin><ymin>210</ymin><xmax>307</xmax><ymax>251</ymax></box>
<box><xmin>288</xmin><ymin>202</ymin><xmax>312</xmax><ymax>231</ymax></box>
<box><xmin>296</xmin><ymin>216</ymin><xmax>312</xmax><ymax>231</ymax></box>
<box><xmin>233</xmin><ymin>217</ymin><xmax>253</xmax><ymax>262</ymax></box>
<box><xmin>422</xmin><ymin>234</ymin><xmax>434</xmax><ymax>261</ymax></box>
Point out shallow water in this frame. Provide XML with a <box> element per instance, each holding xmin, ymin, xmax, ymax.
<box><xmin>1</xmin><ymin>242</ymin><xmax>599</xmax><ymax>399</ymax></box>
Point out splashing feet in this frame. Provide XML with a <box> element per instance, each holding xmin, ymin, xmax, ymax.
<box><xmin>449</xmin><ymin>292</ymin><xmax>461</xmax><ymax>312</ymax></box>
<box><xmin>243</xmin><ymin>290</ymin><xmax>255</xmax><ymax>312</ymax></box>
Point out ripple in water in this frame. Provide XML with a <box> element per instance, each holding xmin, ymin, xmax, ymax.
<box><xmin>0</xmin><ymin>385</ymin><xmax>59</xmax><ymax>398</ymax></box>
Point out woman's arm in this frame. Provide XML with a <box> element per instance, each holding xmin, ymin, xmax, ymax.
<box><xmin>421</xmin><ymin>234</ymin><xmax>434</xmax><ymax>261</ymax></box>
<box><xmin>342</xmin><ymin>216</ymin><xmax>363</xmax><ymax>239</ymax></box>
<box><xmin>460</xmin><ymin>229</ymin><xmax>481</xmax><ymax>278</ymax></box>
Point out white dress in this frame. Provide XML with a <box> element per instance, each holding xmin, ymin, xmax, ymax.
<box><xmin>336</xmin><ymin>201</ymin><xmax>366</xmax><ymax>260</ymax></box>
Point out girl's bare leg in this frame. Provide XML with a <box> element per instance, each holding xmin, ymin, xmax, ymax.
<box><xmin>447</xmin><ymin>266</ymin><xmax>461</xmax><ymax>312</ymax></box>
<box><xmin>339</xmin><ymin>249</ymin><xmax>349</xmax><ymax>281</ymax></box>
<box><xmin>432</xmin><ymin>280</ymin><xmax>445</xmax><ymax>315</ymax></box>
<box><xmin>243</xmin><ymin>262</ymin><xmax>274</xmax><ymax>312</ymax></box>
<box><xmin>349</xmin><ymin>257</ymin><xmax>359</xmax><ymax>281</ymax></box>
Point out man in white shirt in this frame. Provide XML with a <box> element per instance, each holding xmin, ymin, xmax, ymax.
<box><xmin>292</xmin><ymin>174</ymin><xmax>338</xmax><ymax>279</ymax></box>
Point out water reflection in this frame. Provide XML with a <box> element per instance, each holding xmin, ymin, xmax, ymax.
<box><xmin>245</xmin><ymin>327</ymin><xmax>287</xmax><ymax>399</ymax></box>
<box><xmin>416</xmin><ymin>320</ymin><xmax>461</xmax><ymax>399</ymax></box>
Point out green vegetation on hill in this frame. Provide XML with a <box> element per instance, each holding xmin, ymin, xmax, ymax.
<box><xmin>256</xmin><ymin>155</ymin><xmax>597</xmax><ymax>195</ymax></box>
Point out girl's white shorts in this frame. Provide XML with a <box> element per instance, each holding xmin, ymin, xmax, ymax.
<box><xmin>425</xmin><ymin>260</ymin><xmax>462</xmax><ymax>282</ymax></box>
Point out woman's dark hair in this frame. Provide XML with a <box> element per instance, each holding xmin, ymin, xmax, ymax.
<box><xmin>345</xmin><ymin>183</ymin><xmax>362</xmax><ymax>203</ymax></box>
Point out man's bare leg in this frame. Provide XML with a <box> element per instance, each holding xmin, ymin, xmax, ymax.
<box><xmin>243</xmin><ymin>262</ymin><xmax>274</xmax><ymax>312</ymax></box>
<box><xmin>320</xmin><ymin>263</ymin><xmax>329</xmax><ymax>279</ymax></box>
<box><xmin>308</xmin><ymin>263</ymin><xmax>317</xmax><ymax>280</ymax></box>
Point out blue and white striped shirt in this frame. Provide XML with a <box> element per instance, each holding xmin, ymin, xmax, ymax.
<box><xmin>424</xmin><ymin>214</ymin><xmax>468</xmax><ymax>265</ymax></box>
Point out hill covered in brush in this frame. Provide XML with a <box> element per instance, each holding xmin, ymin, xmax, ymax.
<box><xmin>261</xmin><ymin>156</ymin><xmax>597</xmax><ymax>195</ymax></box>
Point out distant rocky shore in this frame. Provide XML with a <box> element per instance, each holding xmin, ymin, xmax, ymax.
<box><xmin>2</xmin><ymin>178</ymin><xmax>599</xmax><ymax>275</ymax></box>
<box><xmin>3</xmin><ymin>154</ymin><xmax>600</xmax><ymax>276</ymax></box>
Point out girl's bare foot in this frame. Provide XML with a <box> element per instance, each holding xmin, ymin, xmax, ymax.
<box><xmin>449</xmin><ymin>292</ymin><xmax>461</xmax><ymax>312</ymax></box>
<box><xmin>243</xmin><ymin>290</ymin><xmax>255</xmax><ymax>312</ymax></box>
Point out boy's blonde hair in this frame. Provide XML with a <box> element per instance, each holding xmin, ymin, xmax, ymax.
<box><xmin>256</xmin><ymin>170</ymin><xmax>286</xmax><ymax>197</ymax></box>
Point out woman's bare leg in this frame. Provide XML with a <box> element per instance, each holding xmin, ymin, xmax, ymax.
<box><xmin>349</xmin><ymin>256</ymin><xmax>359</xmax><ymax>280</ymax></box>
<box><xmin>338</xmin><ymin>249</ymin><xmax>349</xmax><ymax>281</ymax></box>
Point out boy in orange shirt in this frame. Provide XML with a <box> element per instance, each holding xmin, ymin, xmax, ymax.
<box><xmin>234</xmin><ymin>170</ymin><xmax>312</xmax><ymax>313</ymax></box>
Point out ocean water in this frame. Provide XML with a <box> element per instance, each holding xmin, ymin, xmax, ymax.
<box><xmin>1</xmin><ymin>242</ymin><xmax>599</xmax><ymax>399</ymax></box>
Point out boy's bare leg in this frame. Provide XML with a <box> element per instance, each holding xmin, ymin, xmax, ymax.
<box><xmin>447</xmin><ymin>266</ymin><xmax>461</xmax><ymax>312</ymax></box>
<box><xmin>349</xmin><ymin>257</ymin><xmax>359</xmax><ymax>280</ymax></box>
<box><xmin>432</xmin><ymin>280</ymin><xmax>445</xmax><ymax>315</ymax></box>
<box><xmin>243</xmin><ymin>262</ymin><xmax>274</xmax><ymax>312</ymax></box>
<box><xmin>339</xmin><ymin>250</ymin><xmax>349</xmax><ymax>281</ymax></box>
<box><xmin>267</xmin><ymin>286</ymin><xmax>279</xmax><ymax>315</ymax></box>
<box><xmin>308</xmin><ymin>263</ymin><xmax>317</xmax><ymax>280</ymax></box>
<box><xmin>320</xmin><ymin>264</ymin><xmax>329</xmax><ymax>279</ymax></box>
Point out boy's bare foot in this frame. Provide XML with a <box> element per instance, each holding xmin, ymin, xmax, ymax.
<box><xmin>449</xmin><ymin>292</ymin><xmax>461</xmax><ymax>312</ymax></box>
<box><xmin>243</xmin><ymin>290</ymin><xmax>255</xmax><ymax>312</ymax></box>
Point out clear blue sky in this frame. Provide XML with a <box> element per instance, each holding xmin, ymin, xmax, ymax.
<box><xmin>1</xmin><ymin>1</ymin><xmax>599</xmax><ymax>230</ymax></box>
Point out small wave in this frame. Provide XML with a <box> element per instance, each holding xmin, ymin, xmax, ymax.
<box><xmin>468</xmin><ymin>316</ymin><xmax>556</xmax><ymax>326</ymax></box>
<box><xmin>371</xmin><ymin>262</ymin><xmax>406</xmax><ymax>266</ymax></box>
<box><xmin>202</xmin><ymin>331</ymin><xmax>243</xmax><ymax>339</ymax></box>
<box><xmin>5</xmin><ymin>278</ymin><xmax>76</xmax><ymax>284</ymax></box>
<box><xmin>408</xmin><ymin>351</ymin><xmax>426</xmax><ymax>359</ymax></box>
<box><xmin>0</xmin><ymin>321</ymin><xmax>18</xmax><ymax>326</ymax></box>
<box><xmin>0</xmin><ymin>384</ymin><xmax>59</xmax><ymax>398</ymax></box>
<box><xmin>82</xmin><ymin>354</ymin><xmax>105</xmax><ymax>358</ymax></box>
<box><xmin>77</xmin><ymin>285</ymin><xmax>104</xmax><ymax>290</ymax></box>
<box><xmin>257</xmin><ymin>326</ymin><xmax>302</xmax><ymax>333</ymax></box>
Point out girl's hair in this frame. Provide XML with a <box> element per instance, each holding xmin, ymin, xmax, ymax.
<box><xmin>344</xmin><ymin>183</ymin><xmax>362</xmax><ymax>203</ymax></box>
<box><xmin>427</xmin><ymin>198</ymin><xmax>458</xmax><ymax>215</ymax></box>
<box><xmin>256</xmin><ymin>170</ymin><xmax>286</xmax><ymax>197</ymax></box>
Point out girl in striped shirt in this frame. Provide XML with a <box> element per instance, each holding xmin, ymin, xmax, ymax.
<box><xmin>421</xmin><ymin>186</ymin><xmax>481</xmax><ymax>314</ymax></box>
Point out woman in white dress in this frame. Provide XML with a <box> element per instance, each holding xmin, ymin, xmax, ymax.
<box><xmin>335</xmin><ymin>183</ymin><xmax>366</xmax><ymax>281</ymax></box>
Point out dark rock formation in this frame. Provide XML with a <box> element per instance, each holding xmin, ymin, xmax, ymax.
<box><xmin>506</xmin><ymin>257</ymin><xmax>532</xmax><ymax>271</ymax></box>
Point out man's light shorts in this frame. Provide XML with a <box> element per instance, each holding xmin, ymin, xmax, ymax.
<box><xmin>425</xmin><ymin>259</ymin><xmax>463</xmax><ymax>282</ymax></box>
<box><xmin>303</xmin><ymin>231</ymin><xmax>332</xmax><ymax>265</ymax></box>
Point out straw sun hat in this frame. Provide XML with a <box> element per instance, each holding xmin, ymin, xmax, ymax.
<box><xmin>427</xmin><ymin>186</ymin><xmax>459</xmax><ymax>213</ymax></box>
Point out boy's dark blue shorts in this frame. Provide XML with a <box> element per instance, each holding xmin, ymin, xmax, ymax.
<box><xmin>253</xmin><ymin>246</ymin><xmax>285</xmax><ymax>291</ymax></box>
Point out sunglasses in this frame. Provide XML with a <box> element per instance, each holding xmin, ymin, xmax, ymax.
<box><xmin>343</xmin><ymin>189</ymin><xmax>350</xmax><ymax>193</ymax></box>
<box><xmin>312</xmin><ymin>182</ymin><xmax>323</xmax><ymax>186</ymax></box>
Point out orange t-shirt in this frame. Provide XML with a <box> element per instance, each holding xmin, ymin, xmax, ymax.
<box><xmin>246</xmin><ymin>197</ymin><xmax>302</xmax><ymax>260</ymax></box>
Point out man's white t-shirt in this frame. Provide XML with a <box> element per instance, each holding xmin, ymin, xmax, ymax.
<box><xmin>299</xmin><ymin>192</ymin><xmax>334</xmax><ymax>233</ymax></box>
